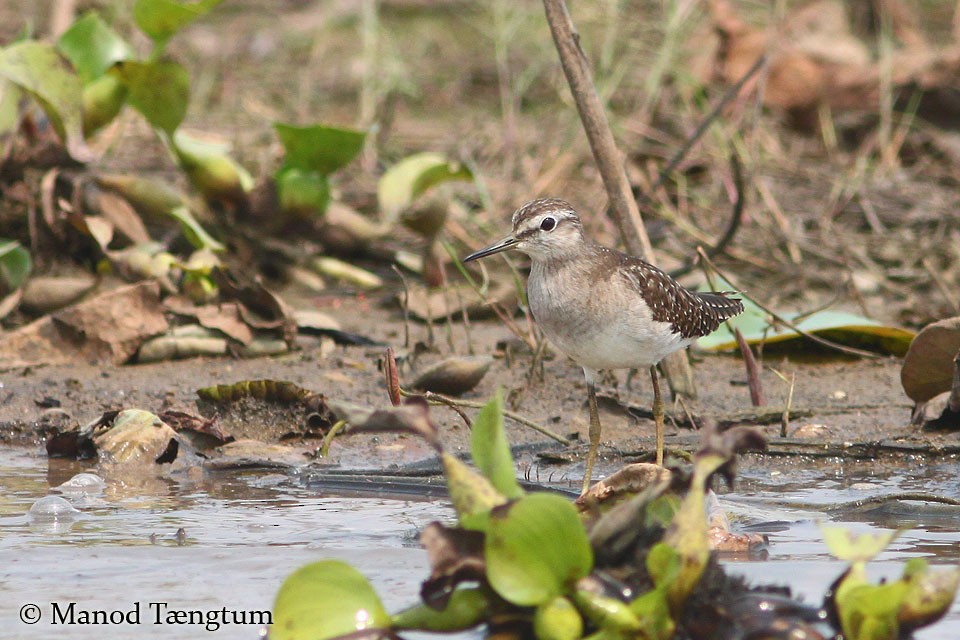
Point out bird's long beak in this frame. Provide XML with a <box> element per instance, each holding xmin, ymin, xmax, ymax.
<box><xmin>462</xmin><ymin>235</ymin><xmax>519</xmax><ymax>262</ymax></box>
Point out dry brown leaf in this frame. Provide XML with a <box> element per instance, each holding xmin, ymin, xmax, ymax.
<box><xmin>0</xmin><ymin>281</ymin><xmax>168</xmax><ymax>368</ymax></box>
<box><xmin>901</xmin><ymin>317</ymin><xmax>960</xmax><ymax>404</ymax></box>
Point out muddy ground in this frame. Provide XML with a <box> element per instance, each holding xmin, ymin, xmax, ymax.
<box><xmin>2</xmin><ymin>1</ymin><xmax>960</xmax><ymax>476</ymax></box>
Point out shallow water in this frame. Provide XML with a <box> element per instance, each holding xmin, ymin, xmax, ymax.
<box><xmin>0</xmin><ymin>447</ymin><xmax>957</xmax><ymax>639</ymax></box>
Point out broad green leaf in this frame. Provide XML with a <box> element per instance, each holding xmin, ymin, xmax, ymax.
<box><xmin>58</xmin><ymin>12</ymin><xmax>134</xmax><ymax>82</ymax></box>
<box><xmin>112</xmin><ymin>59</ymin><xmax>188</xmax><ymax>134</ymax></box>
<box><xmin>822</xmin><ymin>527</ymin><xmax>900</xmax><ymax>564</ymax></box>
<box><xmin>392</xmin><ymin>587</ymin><xmax>488</xmax><ymax>631</ymax></box>
<box><xmin>167</xmin><ymin>205</ymin><xmax>225</xmax><ymax>252</ymax></box>
<box><xmin>274</xmin><ymin>123</ymin><xmax>365</xmax><ymax>174</ymax></box>
<box><xmin>133</xmin><ymin>0</ymin><xmax>224</xmax><ymax>48</ymax></box>
<box><xmin>471</xmin><ymin>389</ymin><xmax>523</xmax><ymax>499</ymax></box>
<box><xmin>273</xmin><ymin>560</ymin><xmax>390</xmax><ymax>640</ymax></box>
<box><xmin>696</xmin><ymin>283</ymin><xmax>914</xmax><ymax>356</ymax></box>
<box><xmin>172</xmin><ymin>131</ymin><xmax>253</xmax><ymax>200</ymax></box>
<box><xmin>0</xmin><ymin>41</ymin><xmax>89</xmax><ymax>161</ymax></box>
<box><xmin>485</xmin><ymin>493</ymin><xmax>593</xmax><ymax>606</ymax></box>
<box><xmin>0</xmin><ymin>239</ymin><xmax>31</xmax><ymax>291</ymax></box>
<box><xmin>377</xmin><ymin>152</ymin><xmax>473</xmax><ymax>223</ymax></box>
<box><xmin>276</xmin><ymin>167</ymin><xmax>331</xmax><ymax>218</ymax></box>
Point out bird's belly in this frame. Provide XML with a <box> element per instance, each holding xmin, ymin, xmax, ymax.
<box><xmin>531</xmin><ymin>294</ymin><xmax>692</xmax><ymax>371</ymax></box>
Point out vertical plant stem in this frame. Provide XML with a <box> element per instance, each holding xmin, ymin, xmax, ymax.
<box><xmin>541</xmin><ymin>0</ymin><xmax>654</xmax><ymax>260</ymax></box>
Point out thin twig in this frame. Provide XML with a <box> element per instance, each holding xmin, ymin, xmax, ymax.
<box><xmin>697</xmin><ymin>247</ymin><xmax>882</xmax><ymax>359</ymax></box>
<box><xmin>669</xmin><ymin>152</ymin><xmax>746</xmax><ymax>278</ymax></box>
<box><xmin>399</xmin><ymin>386</ymin><xmax>570</xmax><ymax>445</ymax></box>
<box><xmin>645</xmin><ymin>54</ymin><xmax>768</xmax><ymax>200</ymax></box>
<box><xmin>391</xmin><ymin>265</ymin><xmax>411</xmax><ymax>348</ymax></box>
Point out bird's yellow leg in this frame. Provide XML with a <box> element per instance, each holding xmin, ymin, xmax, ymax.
<box><xmin>582</xmin><ymin>382</ymin><xmax>602</xmax><ymax>495</ymax></box>
<box><xmin>650</xmin><ymin>365</ymin><xmax>664</xmax><ymax>466</ymax></box>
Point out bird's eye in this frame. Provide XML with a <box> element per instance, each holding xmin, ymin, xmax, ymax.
<box><xmin>540</xmin><ymin>217</ymin><xmax>557</xmax><ymax>232</ymax></box>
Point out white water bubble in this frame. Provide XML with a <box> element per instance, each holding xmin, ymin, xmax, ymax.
<box><xmin>56</xmin><ymin>472</ymin><xmax>105</xmax><ymax>494</ymax></box>
<box><xmin>28</xmin><ymin>495</ymin><xmax>80</xmax><ymax>520</ymax></box>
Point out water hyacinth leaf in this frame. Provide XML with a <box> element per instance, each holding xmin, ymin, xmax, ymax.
<box><xmin>441</xmin><ymin>451</ymin><xmax>507</xmax><ymax>530</ymax></box>
<box><xmin>0</xmin><ymin>239</ymin><xmax>32</xmax><ymax>291</ymax></box>
<box><xmin>392</xmin><ymin>587</ymin><xmax>488</xmax><ymax>632</ymax></box>
<box><xmin>899</xmin><ymin>559</ymin><xmax>960</xmax><ymax>631</ymax></box>
<box><xmin>272</xmin><ymin>560</ymin><xmax>390</xmax><ymax>640</ymax></box>
<box><xmin>0</xmin><ymin>41</ymin><xmax>88</xmax><ymax>160</ymax></box>
<box><xmin>533</xmin><ymin>595</ymin><xmax>583</xmax><ymax>640</ymax></box>
<box><xmin>274</xmin><ymin>123</ymin><xmax>365</xmax><ymax>174</ymax></box>
<box><xmin>133</xmin><ymin>0</ymin><xmax>224</xmax><ymax>48</ymax></box>
<box><xmin>378</xmin><ymin>152</ymin><xmax>473</xmax><ymax>224</ymax></box>
<box><xmin>58</xmin><ymin>12</ymin><xmax>134</xmax><ymax>82</ymax></box>
<box><xmin>167</xmin><ymin>205</ymin><xmax>225</xmax><ymax>252</ymax></box>
<box><xmin>571</xmin><ymin>589</ymin><xmax>642</xmax><ymax>633</ymax></box>
<box><xmin>485</xmin><ymin>493</ymin><xmax>593</xmax><ymax>606</ymax></box>
<box><xmin>822</xmin><ymin>526</ymin><xmax>900</xmax><ymax>564</ymax></box>
<box><xmin>112</xmin><ymin>59</ymin><xmax>188</xmax><ymax>134</ymax></box>
<box><xmin>276</xmin><ymin>167</ymin><xmax>331</xmax><ymax>217</ymax></box>
<box><xmin>470</xmin><ymin>389</ymin><xmax>523</xmax><ymax>499</ymax></box>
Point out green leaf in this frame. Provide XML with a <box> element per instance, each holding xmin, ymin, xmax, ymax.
<box><xmin>58</xmin><ymin>12</ymin><xmax>134</xmax><ymax>82</ymax></box>
<box><xmin>822</xmin><ymin>527</ymin><xmax>900</xmax><ymax>565</ymax></box>
<box><xmin>695</xmin><ymin>282</ymin><xmax>915</xmax><ymax>356</ymax></box>
<box><xmin>392</xmin><ymin>587</ymin><xmax>488</xmax><ymax>632</ymax></box>
<box><xmin>112</xmin><ymin>59</ymin><xmax>188</xmax><ymax>134</ymax></box>
<box><xmin>0</xmin><ymin>40</ymin><xmax>89</xmax><ymax>161</ymax></box>
<box><xmin>377</xmin><ymin>152</ymin><xmax>473</xmax><ymax>224</ymax></box>
<box><xmin>533</xmin><ymin>596</ymin><xmax>583</xmax><ymax>640</ymax></box>
<box><xmin>133</xmin><ymin>0</ymin><xmax>224</xmax><ymax>48</ymax></box>
<box><xmin>273</xmin><ymin>560</ymin><xmax>390</xmax><ymax>640</ymax></box>
<box><xmin>167</xmin><ymin>205</ymin><xmax>225</xmax><ymax>252</ymax></box>
<box><xmin>470</xmin><ymin>389</ymin><xmax>523</xmax><ymax>499</ymax></box>
<box><xmin>0</xmin><ymin>238</ymin><xmax>31</xmax><ymax>291</ymax></box>
<box><xmin>485</xmin><ymin>493</ymin><xmax>593</xmax><ymax>606</ymax></box>
<box><xmin>276</xmin><ymin>167</ymin><xmax>331</xmax><ymax>218</ymax></box>
<box><xmin>81</xmin><ymin>73</ymin><xmax>127</xmax><ymax>136</ymax></box>
<box><xmin>274</xmin><ymin>123</ymin><xmax>365</xmax><ymax>174</ymax></box>
<box><xmin>113</xmin><ymin>59</ymin><xmax>188</xmax><ymax>134</ymax></box>
<box><xmin>441</xmin><ymin>451</ymin><xmax>507</xmax><ymax>530</ymax></box>
<box><xmin>0</xmin><ymin>79</ymin><xmax>21</xmax><ymax>137</ymax></box>
<box><xmin>172</xmin><ymin>131</ymin><xmax>253</xmax><ymax>200</ymax></box>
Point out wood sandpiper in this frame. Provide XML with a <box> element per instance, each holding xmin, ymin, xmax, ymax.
<box><xmin>463</xmin><ymin>198</ymin><xmax>744</xmax><ymax>494</ymax></box>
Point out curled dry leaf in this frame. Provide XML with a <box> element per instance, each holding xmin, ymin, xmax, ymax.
<box><xmin>411</xmin><ymin>356</ymin><xmax>493</xmax><ymax>396</ymax></box>
<box><xmin>310</xmin><ymin>256</ymin><xmax>383</xmax><ymax>290</ymax></box>
<box><xmin>901</xmin><ymin>317</ymin><xmax>960</xmax><ymax>404</ymax></box>
<box><xmin>20</xmin><ymin>273</ymin><xmax>98</xmax><ymax>314</ymax></box>
<box><xmin>137</xmin><ymin>324</ymin><xmax>229</xmax><ymax>363</ymax></box>
<box><xmin>418</xmin><ymin>522</ymin><xmax>486</xmax><ymax>609</ymax></box>
<box><xmin>93</xmin><ymin>409</ymin><xmax>179</xmax><ymax>465</ymax></box>
<box><xmin>575</xmin><ymin>463</ymin><xmax>671</xmax><ymax>512</ymax></box>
